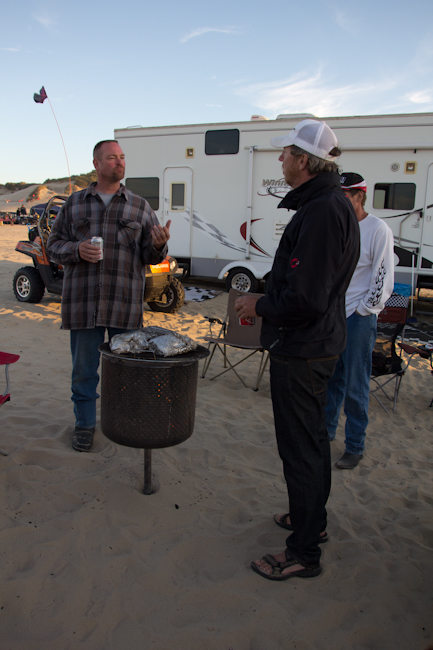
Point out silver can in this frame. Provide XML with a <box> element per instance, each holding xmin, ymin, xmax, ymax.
<box><xmin>91</xmin><ymin>236</ymin><xmax>104</xmax><ymax>260</ymax></box>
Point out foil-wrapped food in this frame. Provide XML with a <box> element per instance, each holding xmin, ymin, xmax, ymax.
<box><xmin>109</xmin><ymin>326</ymin><xmax>198</xmax><ymax>357</ymax></box>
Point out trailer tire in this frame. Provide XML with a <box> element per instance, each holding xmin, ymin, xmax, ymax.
<box><xmin>13</xmin><ymin>267</ymin><xmax>45</xmax><ymax>303</ymax></box>
<box><xmin>225</xmin><ymin>268</ymin><xmax>259</xmax><ymax>293</ymax></box>
<box><xmin>147</xmin><ymin>277</ymin><xmax>185</xmax><ymax>313</ymax></box>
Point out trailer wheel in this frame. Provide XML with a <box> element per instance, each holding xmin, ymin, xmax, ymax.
<box><xmin>13</xmin><ymin>267</ymin><xmax>46</xmax><ymax>303</ymax></box>
<box><xmin>147</xmin><ymin>277</ymin><xmax>185</xmax><ymax>313</ymax></box>
<box><xmin>225</xmin><ymin>268</ymin><xmax>259</xmax><ymax>293</ymax></box>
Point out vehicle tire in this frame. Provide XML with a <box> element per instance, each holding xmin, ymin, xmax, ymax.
<box><xmin>147</xmin><ymin>277</ymin><xmax>185</xmax><ymax>313</ymax></box>
<box><xmin>13</xmin><ymin>267</ymin><xmax>45</xmax><ymax>303</ymax></box>
<box><xmin>225</xmin><ymin>268</ymin><xmax>259</xmax><ymax>293</ymax></box>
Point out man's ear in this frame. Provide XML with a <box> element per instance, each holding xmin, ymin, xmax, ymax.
<box><xmin>356</xmin><ymin>190</ymin><xmax>364</xmax><ymax>205</ymax></box>
<box><xmin>298</xmin><ymin>154</ymin><xmax>308</xmax><ymax>171</ymax></box>
<box><xmin>93</xmin><ymin>158</ymin><xmax>98</xmax><ymax>171</ymax></box>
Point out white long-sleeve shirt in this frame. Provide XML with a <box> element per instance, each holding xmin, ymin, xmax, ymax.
<box><xmin>345</xmin><ymin>214</ymin><xmax>395</xmax><ymax>318</ymax></box>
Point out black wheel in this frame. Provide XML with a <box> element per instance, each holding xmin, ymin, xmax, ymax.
<box><xmin>147</xmin><ymin>277</ymin><xmax>185</xmax><ymax>313</ymax></box>
<box><xmin>225</xmin><ymin>268</ymin><xmax>259</xmax><ymax>293</ymax></box>
<box><xmin>13</xmin><ymin>267</ymin><xmax>45</xmax><ymax>303</ymax></box>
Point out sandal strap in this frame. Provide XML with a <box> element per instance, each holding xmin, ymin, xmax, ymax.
<box><xmin>261</xmin><ymin>552</ymin><xmax>299</xmax><ymax>575</ymax></box>
<box><xmin>261</xmin><ymin>554</ymin><xmax>280</xmax><ymax>568</ymax></box>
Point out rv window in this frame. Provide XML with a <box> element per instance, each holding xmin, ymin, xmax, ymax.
<box><xmin>170</xmin><ymin>183</ymin><xmax>185</xmax><ymax>211</ymax></box>
<box><xmin>205</xmin><ymin>129</ymin><xmax>240</xmax><ymax>155</ymax></box>
<box><xmin>125</xmin><ymin>177</ymin><xmax>159</xmax><ymax>210</ymax></box>
<box><xmin>373</xmin><ymin>183</ymin><xmax>416</xmax><ymax>210</ymax></box>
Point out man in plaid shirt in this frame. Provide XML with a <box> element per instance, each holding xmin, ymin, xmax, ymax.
<box><xmin>47</xmin><ymin>140</ymin><xmax>171</xmax><ymax>452</ymax></box>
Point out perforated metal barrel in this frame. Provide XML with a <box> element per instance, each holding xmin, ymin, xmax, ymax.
<box><xmin>99</xmin><ymin>343</ymin><xmax>209</xmax><ymax>449</ymax></box>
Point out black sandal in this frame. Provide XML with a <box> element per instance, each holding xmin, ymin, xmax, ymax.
<box><xmin>251</xmin><ymin>549</ymin><xmax>321</xmax><ymax>581</ymax></box>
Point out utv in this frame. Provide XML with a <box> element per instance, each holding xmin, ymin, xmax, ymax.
<box><xmin>13</xmin><ymin>195</ymin><xmax>185</xmax><ymax>313</ymax></box>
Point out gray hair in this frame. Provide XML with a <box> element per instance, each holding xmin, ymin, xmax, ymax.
<box><xmin>290</xmin><ymin>144</ymin><xmax>341</xmax><ymax>174</ymax></box>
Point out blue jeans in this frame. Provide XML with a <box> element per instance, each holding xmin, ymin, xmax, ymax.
<box><xmin>325</xmin><ymin>312</ymin><xmax>377</xmax><ymax>455</ymax></box>
<box><xmin>70</xmin><ymin>327</ymin><xmax>129</xmax><ymax>429</ymax></box>
<box><xmin>270</xmin><ymin>353</ymin><xmax>338</xmax><ymax>567</ymax></box>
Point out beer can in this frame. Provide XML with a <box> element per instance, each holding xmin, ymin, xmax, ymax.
<box><xmin>91</xmin><ymin>236</ymin><xmax>104</xmax><ymax>260</ymax></box>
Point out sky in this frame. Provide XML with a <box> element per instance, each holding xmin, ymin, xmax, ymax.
<box><xmin>1</xmin><ymin>0</ymin><xmax>433</xmax><ymax>184</ymax></box>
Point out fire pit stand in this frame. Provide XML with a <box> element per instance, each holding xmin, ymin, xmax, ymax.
<box><xmin>99</xmin><ymin>343</ymin><xmax>209</xmax><ymax>494</ymax></box>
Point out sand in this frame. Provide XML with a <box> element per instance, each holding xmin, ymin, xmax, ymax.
<box><xmin>1</xmin><ymin>225</ymin><xmax>432</xmax><ymax>650</ymax></box>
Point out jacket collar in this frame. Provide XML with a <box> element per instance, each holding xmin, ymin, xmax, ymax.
<box><xmin>278</xmin><ymin>172</ymin><xmax>342</xmax><ymax>211</ymax></box>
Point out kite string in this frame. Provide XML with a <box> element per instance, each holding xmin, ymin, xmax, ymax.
<box><xmin>46</xmin><ymin>96</ymin><xmax>72</xmax><ymax>195</ymax></box>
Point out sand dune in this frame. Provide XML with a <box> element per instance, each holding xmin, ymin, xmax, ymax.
<box><xmin>1</xmin><ymin>225</ymin><xmax>432</xmax><ymax>650</ymax></box>
<box><xmin>0</xmin><ymin>182</ymin><xmax>70</xmax><ymax>213</ymax></box>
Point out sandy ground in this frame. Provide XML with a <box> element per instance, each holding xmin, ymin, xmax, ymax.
<box><xmin>1</xmin><ymin>225</ymin><xmax>432</xmax><ymax>650</ymax></box>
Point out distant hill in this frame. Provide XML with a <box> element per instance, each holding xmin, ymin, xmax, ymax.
<box><xmin>42</xmin><ymin>171</ymin><xmax>97</xmax><ymax>189</ymax></box>
<box><xmin>0</xmin><ymin>172</ymin><xmax>99</xmax><ymax>212</ymax></box>
<box><xmin>0</xmin><ymin>182</ymin><xmax>34</xmax><ymax>194</ymax></box>
<box><xmin>0</xmin><ymin>171</ymin><xmax>97</xmax><ymax>195</ymax></box>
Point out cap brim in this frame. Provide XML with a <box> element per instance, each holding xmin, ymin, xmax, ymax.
<box><xmin>341</xmin><ymin>181</ymin><xmax>367</xmax><ymax>191</ymax></box>
<box><xmin>270</xmin><ymin>134</ymin><xmax>294</xmax><ymax>148</ymax></box>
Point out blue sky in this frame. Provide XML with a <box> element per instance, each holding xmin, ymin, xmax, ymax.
<box><xmin>1</xmin><ymin>0</ymin><xmax>432</xmax><ymax>184</ymax></box>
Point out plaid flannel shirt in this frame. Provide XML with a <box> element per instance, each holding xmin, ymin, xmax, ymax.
<box><xmin>47</xmin><ymin>183</ymin><xmax>167</xmax><ymax>330</ymax></box>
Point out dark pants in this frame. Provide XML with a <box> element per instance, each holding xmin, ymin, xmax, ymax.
<box><xmin>270</xmin><ymin>353</ymin><xmax>338</xmax><ymax>567</ymax></box>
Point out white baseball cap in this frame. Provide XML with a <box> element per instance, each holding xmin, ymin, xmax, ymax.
<box><xmin>270</xmin><ymin>119</ymin><xmax>339</xmax><ymax>161</ymax></box>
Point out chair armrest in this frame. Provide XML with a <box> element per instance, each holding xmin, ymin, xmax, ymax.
<box><xmin>398</xmin><ymin>343</ymin><xmax>431</xmax><ymax>360</ymax></box>
<box><xmin>204</xmin><ymin>316</ymin><xmax>226</xmax><ymax>338</ymax></box>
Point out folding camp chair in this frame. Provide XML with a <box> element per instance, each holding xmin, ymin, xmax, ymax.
<box><xmin>0</xmin><ymin>352</ymin><xmax>20</xmax><ymax>407</ymax></box>
<box><xmin>370</xmin><ymin>291</ymin><xmax>409</xmax><ymax>413</ymax></box>
<box><xmin>201</xmin><ymin>289</ymin><xmax>269</xmax><ymax>390</ymax></box>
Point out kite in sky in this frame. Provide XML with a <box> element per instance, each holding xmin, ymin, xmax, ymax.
<box><xmin>33</xmin><ymin>86</ymin><xmax>48</xmax><ymax>104</ymax></box>
<box><xmin>32</xmin><ymin>85</ymin><xmax>71</xmax><ymax>193</ymax></box>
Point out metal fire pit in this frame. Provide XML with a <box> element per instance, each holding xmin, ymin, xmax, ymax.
<box><xmin>99</xmin><ymin>343</ymin><xmax>209</xmax><ymax>494</ymax></box>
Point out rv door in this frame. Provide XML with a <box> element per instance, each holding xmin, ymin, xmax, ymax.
<box><xmin>419</xmin><ymin>162</ymin><xmax>433</xmax><ymax>277</ymax></box>
<box><xmin>163</xmin><ymin>167</ymin><xmax>193</xmax><ymax>259</ymax></box>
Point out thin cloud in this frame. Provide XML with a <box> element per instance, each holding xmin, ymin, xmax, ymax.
<box><xmin>332</xmin><ymin>8</ymin><xmax>352</xmax><ymax>32</ymax></box>
<box><xmin>34</xmin><ymin>14</ymin><xmax>55</xmax><ymax>29</ymax></box>
<box><xmin>235</xmin><ymin>71</ymin><xmax>398</xmax><ymax>117</ymax></box>
<box><xmin>406</xmin><ymin>90</ymin><xmax>432</xmax><ymax>104</ymax></box>
<box><xmin>328</xmin><ymin>4</ymin><xmax>360</xmax><ymax>34</ymax></box>
<box><xmin>180</xmin><ymin>27</ymin><xmax>241</xmax><ymax>44</ymax></box>
<box><xmin>0</xmin><ymin>47</ymin><xmax>20</xmax><ymax>52</ymax></box>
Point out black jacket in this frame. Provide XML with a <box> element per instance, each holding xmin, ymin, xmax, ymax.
<box><xmin>256</xmin><ymin>172</ymin><xmax>360</xmax><ymax>358</ymax></box>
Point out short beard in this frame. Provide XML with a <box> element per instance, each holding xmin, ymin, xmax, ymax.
<box><xmin>111</xmin><ymin>167</ymin><xmax>125</xmax><ymax>182</ymax></box>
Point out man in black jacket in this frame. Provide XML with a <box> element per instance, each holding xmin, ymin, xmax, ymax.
<box><xmin>235</xmin><ymin>119</ymin><xmax>360</xmax><ymax>581</ymax></box>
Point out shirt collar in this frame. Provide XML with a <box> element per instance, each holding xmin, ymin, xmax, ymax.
<box><xmin>84</xmin><ymin>182</ymin><xmax>128</xmax><ymax>200</ymax></box>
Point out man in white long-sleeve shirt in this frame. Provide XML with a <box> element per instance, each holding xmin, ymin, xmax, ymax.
<box><xmin>326</xmin><ymin>173</ymin><xmax>395</xmax><ymax>469</ymax></box>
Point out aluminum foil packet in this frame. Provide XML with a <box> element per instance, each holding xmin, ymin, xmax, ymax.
<box><xmin>109</xmin><ymin>330</ymin><xmax>149</xmax><ymax>354</ymax></box>
<box><xmin>109</xmin><ymin>327</ymin><xmax>198</xmax><ymax>357</ymax></box>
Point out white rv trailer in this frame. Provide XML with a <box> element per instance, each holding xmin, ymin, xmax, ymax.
<box><xmin>115</xmin><ymin>112</ymin><xmax>433</xmax><ymax>292</ymax></box>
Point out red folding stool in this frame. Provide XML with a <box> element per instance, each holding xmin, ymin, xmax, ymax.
<box><xmin>0</xmin><ymin>352</ymin><xmax>20</xmax><ymax>406</ymax></box>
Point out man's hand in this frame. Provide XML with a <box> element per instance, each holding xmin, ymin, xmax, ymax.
<box><xmin>235</xmin><ymin>295</ymin><xmax>260</xmax><ymax>319</ymax></box>
<box><xmin>152</xmin><ymin>220</ymin><xmax>171</xmax><ymax>250</ymax></box>
<box><xmin>78</xmin><ymin>240</ymin><xmax>102</xmax><ymax>263</ymax></box>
